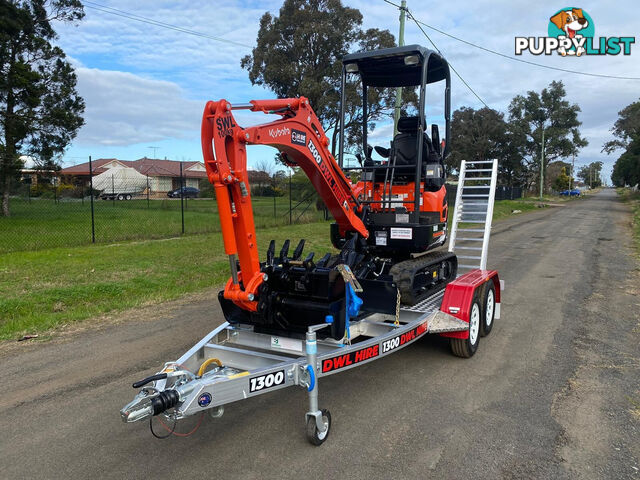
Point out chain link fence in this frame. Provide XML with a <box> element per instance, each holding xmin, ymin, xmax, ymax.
<box><xmin>3</xmin><ymin>167</ymin><xmax>521</xmax><ymax>255</ymax></box>
<box><xmin>1</xmin><ymin>164</ymin><xmax>326</xmax><ymax>254</ymax></box>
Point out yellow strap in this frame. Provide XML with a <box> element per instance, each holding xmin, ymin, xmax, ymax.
<box><xmin>197</xmin><ymin>358</ymin><xmax>223</xmax><ymax>377</ymax></box>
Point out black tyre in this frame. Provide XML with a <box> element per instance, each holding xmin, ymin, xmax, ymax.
<box><xmin>306</xmin><ymin>409</ymin><xmax>331</xmax><ymax>446</ymax></box>
<box><xmin>125</xmin><ymin>194</ymin><xmax>132</xmax><ymax>200</ymax></box>
<box><xmin>117</xmin><ymin>194</ymin><xmax>124</xmax><ymax>201</ymax></box>
<box><xmin>480</xmin><ymin>282</ymin><xmax>496</xmax><ymax>337</ymax></box>
<box><xmin>450</xmin><ymin>294</ymin><xmax>481</xmax><ymax>358</ymax></box>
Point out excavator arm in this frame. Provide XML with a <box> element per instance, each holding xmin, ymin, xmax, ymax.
<box><xmin>201</xmin><ymin>97</ymin><xmax>368</xmax><ymax>312</ymax></box>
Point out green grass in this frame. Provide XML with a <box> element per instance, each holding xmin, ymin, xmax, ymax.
<box><xmin>0</xmin><ymin>195</ymin><xmax>558</xmax><ymax>341</ymax></box>
<box><xmin>0</xmin><ymin>222</ymin><xmax>335</xmax><ymax>340</ymax></box>
<box><xmin>617</xmin><ymin>188</ymin><xmax>640</xmax><ymax>254</ymax></box>
<box><xmin>0</xmin><ymin>196</ymin><xmax>323</xmax><ymax>254</ymax></box>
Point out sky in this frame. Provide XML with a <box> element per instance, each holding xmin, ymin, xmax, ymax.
<box><xmin>54</xmin><ymin>0</ymin><xmax>640</xmax><ymax>182</ymax></box>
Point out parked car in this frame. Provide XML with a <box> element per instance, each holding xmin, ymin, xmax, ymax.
<box><xmin>559</xmin><ymin>189</ymin><xmax>580</xmax><ymax>197</ymax></box>
<box><xmin>167</xmin><ymin>186</ymin><xmax>200</xmax><ymax>198</ymax></box>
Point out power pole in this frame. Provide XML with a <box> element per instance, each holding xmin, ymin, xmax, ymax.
<box><xmin>393</xmin><ymin>0</ymin><xmax>407</xmax><ymax>137</ymax></box>
<box><xmin>539</xmin><ymin>128</ymin><xmax>545</xmax><ymax>200</ymax></box>
<box><xmin>570</xmin><ymin>152</ymin><xmax>575</xmax><ymax>190</ymax></box>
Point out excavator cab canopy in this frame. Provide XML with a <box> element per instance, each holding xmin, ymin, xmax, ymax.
<box><xmin>342</xmin><ymin>44</ymin><xmax>448</xmax><ymax>87</ymax></box>
<box><xmin>337</xmin><ymin>44</ymin><xmax>451</xmax><ymax>165</ymax></box>
<box><xmin>337</xmin><ymin>45</ymin><xmax>451</xmax><ymax>216</ymax></box>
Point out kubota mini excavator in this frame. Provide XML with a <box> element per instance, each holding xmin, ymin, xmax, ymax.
<box><xmin>201</xmin><ymin>45</ymin><xmax>457</xmax><ymax>341</ymax></box>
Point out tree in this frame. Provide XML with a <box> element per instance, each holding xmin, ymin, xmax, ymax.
<box><xmin>577</xmin><ymin>161</ymin><xmax>603</xmax><ymax>188</ymax></box>
<box><xmin>611</xmin><ymin>139</ymin><xmax>640</xmax><ymax>187</ymax></box>
<box><xmin>0</xmin><ymin>0</ymin><xmax>85</xmax><ymax>216</ymax></box>
<box><xmin>603</xmin><ymin>99</ymin><xmax>640</xmax><ymax>187</ymax></box>
<box><xmin>602</xmin><ymin>99</ymin><xmax>640</xmax><ymax>154</ymax></box>
<box><xmin>241</xmin><ymin>0</ymin><xmax>407</xmax><ymax>157</ymax></box>
<box><xmin>552</xmin><ymin>166</ymin><xmax>571</xmax><ymax>191</ymax></box>
<box><xmin>507</xmin><ymin>80</ymin><xmax>587</xmax><ymax>192</ymax></box>
<box><xmin>447</xmin><ymin>106</ymin><xmax>527</xmax><ymax>186</ymax></box>
<box><xmin>448</xmin><ymin>107</ymin><xmax>507</xmax><ymax>170</ymax></box>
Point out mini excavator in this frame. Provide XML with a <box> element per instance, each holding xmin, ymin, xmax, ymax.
<box><xmin>201</xmin><ymin>45</ymin><xmax>457</xmax><ymax>341</ymax></box>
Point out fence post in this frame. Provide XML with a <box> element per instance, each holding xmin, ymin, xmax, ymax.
<box><xmin>273</xmin><ymin>192</ymin><xmax>276</xmax><ymax>219</ymax></box>
<box><xmin>289</xmin><ymin>170</ymin><xmax>292</xmax><ymax>225</ymax></box>
<box><xmin>180</xmin><ymin>161</ymin><xmax>185</xmax><ymax>234</ymax></box>
<box><xmin>89</xmin><ymin>155</ymin><xmax>95</xmax><ymax>243</ymax></box>
<box><xmin>111</xmin><ymin>174</ymin><xmax>115</xmax><ymax>206</ymax></box>
<box><xmin>146</xmin><ymin>175</ymin><xmax>150</xmax><ymax>209</ymax></box>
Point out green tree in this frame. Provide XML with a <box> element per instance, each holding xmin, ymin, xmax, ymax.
<box><xmin>553</xmin><ymin>166</ymin><xmax>571</xmax><ymax>191</ymax></box>
<box><xmin>508</xmin><ymin>80</ymin><xmax>587</xmax><ymax>192</ymax></box>
<box><xmin>240</xmin><ymin>0</ymin><xmax>405</xmax><ymax>157</ymax></box>
<box><xmin>611</xmin><ymin>139</ymin><xmax>640</xmax><ymax>187</ymax></box>
<box><xmin>602</xmin><ymin>99</ymin><xmax>640</xmax><ymax>154</ymax></box>
<box><xmin>603</xmin><ymin>99</ymin><xmax>640</xmax><ymax>187</ymax></box>
<box><xmin>0</xmin><ymin>0</ymin><xmax>85</xmax><ymax>216</ymax></box>
<box><xmin>448</xmin><ymin>107</ymin><xmax>507</xmax><ymax>169</ymax></box>
<box><xmin>577</xmin><ymin>161</ymin><xmax>603</xmax><ymax>188</ymax></box>
<box><xmin>448</xmin><ymin>106</ymin><xmax>526</xmax><ymax>185</ymax></box>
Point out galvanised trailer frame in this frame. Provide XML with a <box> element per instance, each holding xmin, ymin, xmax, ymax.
<box><xmin>121</xmin><ymin>269</ymin><xmax>501</xmax><ymax>445</ymax></box>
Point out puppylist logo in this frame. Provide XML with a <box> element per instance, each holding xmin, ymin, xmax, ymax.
<box><xmin>515</xmin><ymin>8</ymin><xmax>635</xmax><ymax>57</ymax></box>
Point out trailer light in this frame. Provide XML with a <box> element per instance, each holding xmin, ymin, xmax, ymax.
<box><xmin>345</xmin><ymin>63</ymin><xmax>359</xmax><ymax>73</ymax></box>
<box><xmin>404</xmin><ymin>55</ymin><xmax>419</xmax><ymax>65</ymax></box>
<box><xmin>448</xmin><ymin>307</ymin><xmax>460</xmax><ymax>314</ymax></box>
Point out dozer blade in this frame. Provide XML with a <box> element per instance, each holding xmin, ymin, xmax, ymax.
<box><xmin>217</xmin><ymin>238</ymin><xmax>398</xmax><ymax>340</ymax></box>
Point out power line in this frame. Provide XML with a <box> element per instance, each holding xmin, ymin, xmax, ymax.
<box><xmin>383</xmin><ymin>0</ymin><xmax>640</xmax><ymax>81</ymax></box>
<box><xmin>82</xmin><ymin>1</ymin><xmax>253</xmax><ymax>49</ymax></box>
<box><xmin>382</xmin><ymin>0</ymin><xmax>488</xmax><ymax>107</ymax></box>
<box><xmin>406</xmin><ymin>9</ymin><xmax>489</xmax><ymax>108</ymax></box>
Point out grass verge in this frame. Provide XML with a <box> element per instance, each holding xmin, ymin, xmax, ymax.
<box><xmin>1</xmin><ymin>196</ymin><xmax>561</xmax><ymax>341</ymax></box>
<box><xmin>0</xmin><ymin>222</ymin><xmax>334</xmax><ymax>340</ymax></box>
<box><xmin>617</xmin><ymin>188</ymin><xmax>640</xmax><ymax>254</ymax></box>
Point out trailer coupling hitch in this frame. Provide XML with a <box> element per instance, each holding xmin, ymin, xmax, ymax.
<box><xmin>120</xmin><ymin>368</ymin><xmax>195</xmax><ymax>423</ymax></box>
<box><xmin>121</xmin><ymin>389</ymin><xmax>181</xmax><ymax>423</ymax></box>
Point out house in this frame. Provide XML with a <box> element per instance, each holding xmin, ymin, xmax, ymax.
<box><xmin>59</xmin><ymin>157</ymin><xmax>207</xmax><ymax>194</ymax></box>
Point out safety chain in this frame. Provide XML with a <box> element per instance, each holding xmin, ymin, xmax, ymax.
<box><xmin>394</xmin><ymin>288</ymin><xmax>401</xmax><ymax>326</ymax></box>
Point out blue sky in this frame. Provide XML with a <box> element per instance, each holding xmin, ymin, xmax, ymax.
<box><xmin>55</xmin><ymin>1</ymin><xmax>639</xmax><ymax>182</ymax></box>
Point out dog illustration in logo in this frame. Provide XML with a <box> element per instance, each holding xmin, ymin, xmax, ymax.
<box><xmin>550</xmin><ymin>8</ymin><xmax>588</xmax><ymax>56</ymax></box>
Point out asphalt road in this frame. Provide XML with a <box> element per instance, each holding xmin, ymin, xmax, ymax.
<box><xmin>1</xmin><ymin>189</ymin><xmax>639</xmax><ymax>479</ymax></box>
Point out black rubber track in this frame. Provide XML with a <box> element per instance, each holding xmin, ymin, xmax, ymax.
<box><xmin>389</xmin><ymin>250</ymin><xmax>458</xmax><ymax>305</ymax></box>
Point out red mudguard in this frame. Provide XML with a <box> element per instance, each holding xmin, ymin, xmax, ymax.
<box><xmin>438</xmin><ymin>269</ymin><xmax>501</xmax><ymax>339</ymax></box>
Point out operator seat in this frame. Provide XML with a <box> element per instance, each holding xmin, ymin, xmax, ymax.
<box><xmin>393</xmin><ymin>116</ymin><xmax>445</xmax><ymax>190</ymax></box>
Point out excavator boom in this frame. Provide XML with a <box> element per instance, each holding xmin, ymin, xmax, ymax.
<box><xmin>201</xmin><ymin>97</ymin><xmax>370</xmax><ymax>313</ymax></box>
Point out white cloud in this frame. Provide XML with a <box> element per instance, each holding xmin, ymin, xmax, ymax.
<box><xmin>74</xmin><ymin>67</ymin><xmax>202</xmax><ymax>146</ymax></box>
<box><xmin>55</xmin><ymin>0</ymin><xmax>638</xmax><ymax>180</ymax></box>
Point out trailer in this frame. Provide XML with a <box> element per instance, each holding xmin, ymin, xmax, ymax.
<box><xmin>121</xmin><ymin>159</ymin><xmax>502</xmax><ymax>445</ymax></box>
<box><xmin>92</xmin><ymin>166</ymin><xmax>147</xmax><ymax>200</ymax></box>
<box><xmin>121</xmin><ymin>269</ymin><xmax>501</xmax><ymax>444</ymax></box>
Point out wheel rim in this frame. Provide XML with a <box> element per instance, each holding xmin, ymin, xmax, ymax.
<box><xmin>485</xmin><ymin>290</ymin><xmax>494</xmax><ymax>327</ymax></box>
<box><xmin>469</xmin><ymin>303</ymin><xmax>480</xmax><ymax>344</ymax></box>
<box><xmin>317</xmin><ymin>416</ymin><xmax>329</xmax><ymax>440</ymax></box>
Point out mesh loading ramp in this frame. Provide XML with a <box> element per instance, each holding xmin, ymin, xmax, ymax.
<box><xmin>448</xmin><ymin>159</ymin><xmax>498</xmax><ymax>273</ymax></box>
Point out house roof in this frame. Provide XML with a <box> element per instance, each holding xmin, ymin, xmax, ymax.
<box><xmin>59</xmin><ymin>157</ymin><xmax>207</xmax><ymax>178</ymax></box>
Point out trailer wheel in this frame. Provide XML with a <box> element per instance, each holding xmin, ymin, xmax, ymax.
<box><xmin>450</xmin><ymin>295</ymin><xmax>480</xmax><ymax>358</ymax></box>
<box><xmin>480</xmin><ymin>282</ymin><xmax>496</xmax><ymax>337</ymax></box>
<box><xmin>125</xmin><ymin>194</ymin><xmax>132</xmax><ymax>200</ymax></box>
<box><xmin>306</xmin><ymin>409</ymin><xmax>331</xmax><ymax>446</ymax></box>
<box><xmin>117</xmin><ymin>194</ymin><xmax>124</xmax><ymax>201</ymax></box>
